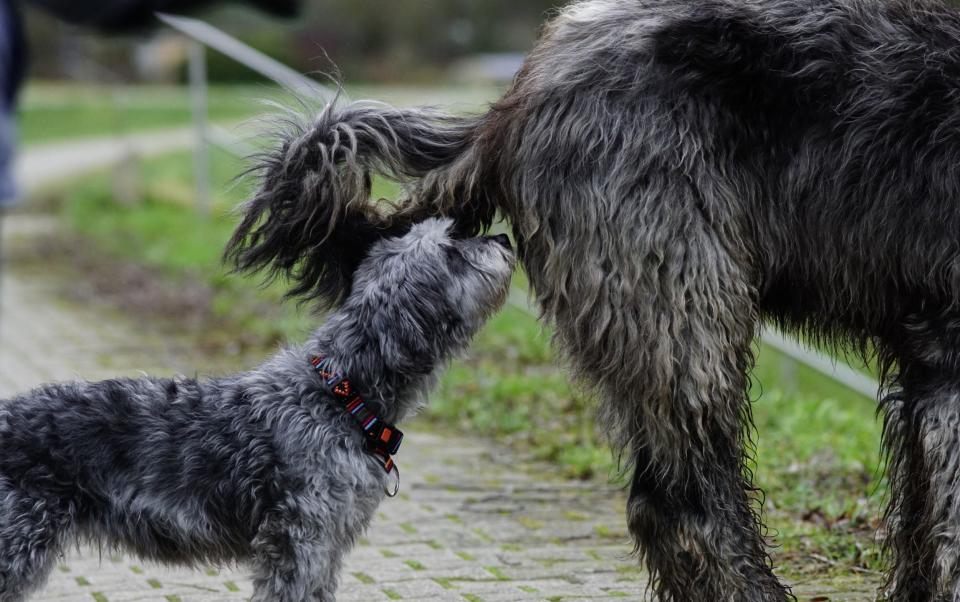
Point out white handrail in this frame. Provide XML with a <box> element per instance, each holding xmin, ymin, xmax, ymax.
<box><xmin>156</xmin><ymin>13</ymin><xmax>336</xmax><ymax>102</ymax></box>
<box><xmin>157</xmin><ymin>13</ymin><xmax>343</xmax><ymax>212</ymax></box>
<box><xmin>759</xmin><ymin>328</ymin><xmax>879</xmax><ymax>399</ymax></box>
<box><xmin>508</xmin><ymin>290</ymin><xmax>880</xmax><ymax>400</ymax></box>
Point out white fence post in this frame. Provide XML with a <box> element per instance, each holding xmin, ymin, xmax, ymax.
<box><xmin>158</xmin><ymin>12</ymin><xmax>343</xmax><ymax>214</ymax></box>
<box><xmin>156</xmin><ymin>13</ymin><xmax>339</xmax><ymax>103</ymax></box>
<box><xmin>188</xmin><ymin>40</ymin><xmax>211</xmax><ymax>215</ymax></box>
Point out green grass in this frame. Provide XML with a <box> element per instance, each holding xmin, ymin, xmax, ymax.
<box><xmin>352</xmin><ymin>572</ymin><xmax>375</xmax><ymax>585</ymax></box>
<box><xmin>58</xmin><ymin>148</ymin><xmax>404</xmax><ymax>348</ymax></box>
<box><xmin>64</xmin><ymin>150</ymin><xmax>247</xmax><ymax>268</ymax></box>
<box><xmin>51</xmin><ymin>148</ymin><xmax>885</xmax><ymax>576</ymax></box>
<box><xmin>17</xmin><ymin>82</ymin><xmax>502</xmax><ymax>145</ymax></box>
<box><xmin>17</xmin><ymin>83</ymin><xmax>284</xmax><ymax>144</ymax></box>
<box><xmin>485</xmin><ymin>566</ymin><xmax>510</xmax><ymax>581</ymax></box>
<box><xmin>59</xmin><ymin>149</ymin><xmax>303</xmax><ymax>346</ymax></box>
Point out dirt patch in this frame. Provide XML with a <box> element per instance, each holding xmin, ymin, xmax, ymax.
<box><xmin>6</xmin><ymin>225</ymin><xmax>286</xmax><ymax>363</ymax></box>
<box><xmin>13</xmin><ymin>232</ymin><xmax>213</xmax><ymax>324</ymax></box>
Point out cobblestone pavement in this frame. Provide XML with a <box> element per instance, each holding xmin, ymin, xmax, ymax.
<box><xmin>0</xmin><ymin>214</ymin><xmax>880</xmax><ymax>601</ymax></box>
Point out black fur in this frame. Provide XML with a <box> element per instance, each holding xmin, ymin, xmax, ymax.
<box><xmin>229</xmin><ymin>0</ymin><xmax>960</xmax><ymax>599</ymax></box>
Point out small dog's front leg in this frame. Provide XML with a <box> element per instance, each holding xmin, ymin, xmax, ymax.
<box><xmin>0</xmin><ymin>487</ymin><xmax>70</xmax><ymax>602</ymax></box>
<box><xmin>251</xmin><ymin>515</ymin><xmax>329</xmax><ymax>602</ymax></box>
<box><xmin>311</xmin><ymin>582</ymin><xmax>337</xmax><ymax>602</ymax></box>
<box><xmin>251</xmin><ymin>486</ymin><xmax>381</xmax><ymax>602</ymax></box>
<box><xmin>310</xmin><ymin>549</ymin><xmax>346</xmax><ymax>602</ymax></box>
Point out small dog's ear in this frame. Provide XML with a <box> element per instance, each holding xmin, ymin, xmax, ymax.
<box><xmin>364</xmin><ymin>290</ymin><xmax>443</xmax><ymax>376</ymax></box>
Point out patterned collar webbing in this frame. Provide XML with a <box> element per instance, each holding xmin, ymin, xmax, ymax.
<box><xmin>310</xmin><ymin>356</ymin><xmax>404</xmax><ymax>479</ymax></box>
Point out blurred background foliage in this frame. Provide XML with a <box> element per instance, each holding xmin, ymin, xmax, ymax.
<box><xmin>23</xmin><ymin>1</ymin><xmax>561</xmax><ymax>84</ymax></box>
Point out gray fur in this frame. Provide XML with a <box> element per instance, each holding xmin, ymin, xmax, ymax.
<box><xmin>0</xmin><ymin>218</ymin><xmax>514</xmax><ymax>602</ymax></box>
<box><xmin>226</xmin><ymin>0</ymin><xmax>960</xmax><ymax>599</ymax></box>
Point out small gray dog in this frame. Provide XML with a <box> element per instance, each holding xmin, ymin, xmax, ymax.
<box><xmin>0</xmin><ymin>218</ymin><xmax>514</xmax><ymax>602</ymax></box>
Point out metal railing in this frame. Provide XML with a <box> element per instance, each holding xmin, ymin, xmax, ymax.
<box><xmin>160</xmin><ymin>13</ymin><xmax>881</xmax><ymax>402</ymax></box>
<box><xmin>760</xmin><ymin>328</ymin><xmax>878</xmax><ymax>399</ymax></box>
<box><xmin>506</xmin><ymin>291</ymin><xmax>879</xmax><ymax>400</ymax></box>
<box><xmin>156</xmin><ymin>13</ymin><xmax>338</xmax><ymax>212</ymax></box>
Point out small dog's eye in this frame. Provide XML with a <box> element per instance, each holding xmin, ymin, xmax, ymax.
<box><xmin>445</xmin><ymin>246</ymin><xmax>468</xmax><ymax>270</ymax></box>
<box><xmin>444</xmin><ymin>246</ymin><xmax>471</xmax><ymax>275</ymax></box>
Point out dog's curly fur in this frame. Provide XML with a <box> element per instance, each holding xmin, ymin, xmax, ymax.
<box><xmin>224</xmin><ymin>0</ymin><xmax>960</xmax><ymax>599</ymax></box>
<box><xmin>0</xmin><ymin>218</ymin><xmax>514</xmax><ymax>602</ymax></box>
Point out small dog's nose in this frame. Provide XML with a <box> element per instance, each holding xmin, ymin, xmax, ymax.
<box><xmin>489</xmin><ymin>234</ymin><xmax>512</xmax><ymax>250</ymax></box>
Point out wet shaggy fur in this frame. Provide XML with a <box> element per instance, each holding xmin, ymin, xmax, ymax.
<box><xmin>0</xmin><ymin>219</ymin><xmax>515</xmax><ymax>602</ymax></box>
<box><xmin>224</xmin><ymin>0</ymin><xmax>960</xmax><ymax>599</ymax></box>
<box><xmin>225</xmin><ymin>0</ymin><xmax>960</xmax><ymax>602</ymax></box>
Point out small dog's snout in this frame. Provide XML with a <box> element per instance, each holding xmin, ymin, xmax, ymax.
<box><xmin>489</xmin><ymin>234</ymin><xmax>512</xmax><ymax>250</ymax></box>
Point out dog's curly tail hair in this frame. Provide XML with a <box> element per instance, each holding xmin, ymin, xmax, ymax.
<box><xmin>226</xmin><ymin>99</ymin><xmax>486</xmax><ymax>306</ymax></box>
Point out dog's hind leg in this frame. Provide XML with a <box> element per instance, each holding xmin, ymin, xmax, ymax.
<box><xmin>881</xmin><ymin>314</ymin><xmax>960</xmax><ymax>601</ymax></box>
<box><xmin>525</xmin><ymin>177</ymin><xmax>790</xmax><ymax>599</ymax></box>
<box><xmin>0</xmin><ymin>485</ymin><xmax>70</xmax><ymax>602</ymax></box>
<box><xmin>615</xmin><ymin>274</ymin><xmax>787</xmax><ymax>601</ymax></box>
<box><xmin>251</xmin><ymin>517</ymin><xmax>325</xmax><ymax>602</ymax></box>
<box><xmin>540</xmin><ymin>242</ymin><xmax>787</xmax><ymax>599</ymax></box>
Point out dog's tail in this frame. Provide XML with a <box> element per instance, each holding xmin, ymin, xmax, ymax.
<box><xmin>225</xmin><ymin>99</ymin><xmax>488</xmax><ymax>306</ymax></box>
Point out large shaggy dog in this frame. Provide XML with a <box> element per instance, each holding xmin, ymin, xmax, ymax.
<box><xmin>0</xmin><ymin>219</ymin><xmax>514</xmax><ymax>602</ymax></box>
<box><xmin>226</xmin><ymin>0</ymin><xmax>960</xmax><ymax>599</ymax></box>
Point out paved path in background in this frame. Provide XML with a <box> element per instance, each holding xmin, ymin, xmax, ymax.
<box><xmin>15</xmin><ymin>130</ymin><xmax>194</xmax><ymax>194</ymax></box>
